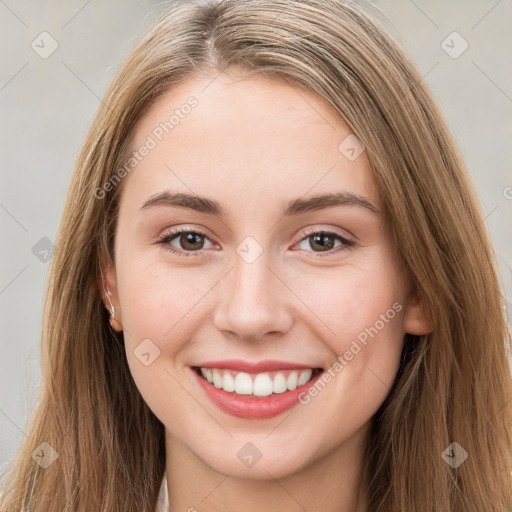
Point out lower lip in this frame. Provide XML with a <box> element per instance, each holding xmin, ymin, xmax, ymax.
<box><xmin>192</xmin><ymin>367</ymin><xmax>323</xmax><ymax>419</ymax></box>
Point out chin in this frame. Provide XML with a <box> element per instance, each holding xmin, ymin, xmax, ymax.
<box><xmin>194</xmin><ymin>440</ymin><xmax>316</xmax><ymax>480</ymax></box>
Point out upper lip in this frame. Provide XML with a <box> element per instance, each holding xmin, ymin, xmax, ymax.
<box><xmin>193</xmin><ymin>359</ymin><xmax>323</xmax><ymax>373</ymax></box>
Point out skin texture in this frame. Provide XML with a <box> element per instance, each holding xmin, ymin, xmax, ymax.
<box><xmin>101</xmin><ymin>66</ymin><xmax>432</xmax><ymax>511</ymax></box>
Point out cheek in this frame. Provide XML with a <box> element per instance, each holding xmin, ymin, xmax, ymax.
<box><xmin>118</xmin><ymin>255</ymin><xmax>209</xmax><ymax>345</ymax></box>
<box><xmin>291</xmin><ymin>263</ymin><xmax>406</xmax><ymax>428</ymax></box>
<box><xmin>295</xmin><ymin>260</ymin><xmax>404</xmax><ymax>349</ymax></box>
<box><xmin>115</xmin><ymin>256</ymin><xmax>209</xmax><ymax>406</ymax></box>
<box><xmin>118</xmin><ymin>289</ymin><xmax>201</xmax><ymax>434</ymax></box>
<box><xmin>294</xmin><ymin>260</ymin><xmax>406</xmax><ymax>400</ymax></box>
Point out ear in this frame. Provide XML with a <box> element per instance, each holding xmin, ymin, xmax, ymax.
<box><xmin>98</xmin><ymin>252</ymin><xmax>123</xmax><ymax>332</ymax></box>
<box><xmin>403</xmin><ymin>289</ymin><xmax>434</xmax><ymax>335</ymax></box>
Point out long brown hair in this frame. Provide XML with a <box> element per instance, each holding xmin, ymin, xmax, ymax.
<box><xmin>1</xmin><ymin>1</ymin><xmax>511</xmax><ymax>510</ymax></box>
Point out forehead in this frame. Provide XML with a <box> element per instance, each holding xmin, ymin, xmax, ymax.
<box><xmin>121</xmin><ymin>67</ymin><xmax>380</xmax><ymax>213</ymax></box>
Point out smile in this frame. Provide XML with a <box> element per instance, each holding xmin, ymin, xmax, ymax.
<box><xmin>194</xmin><ymin>367</ymin><xmax>323</xmax><ymax>397</ymax></box>
<box><xmin>191</xmin><ymin>361</ymin><xmax>325</xmax><ymax>419</ymax></box>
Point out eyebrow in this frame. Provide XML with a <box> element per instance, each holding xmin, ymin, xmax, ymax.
<box><xmin>140</xmin><ymin>191</ymin><xmax>380</xmax><ymax>216</ymax></box>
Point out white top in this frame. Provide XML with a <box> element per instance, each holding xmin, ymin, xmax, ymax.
<box><xmin>154</xmin><ymin>471</ymin><xmax>169</xmax><ymax>512</ymax></box>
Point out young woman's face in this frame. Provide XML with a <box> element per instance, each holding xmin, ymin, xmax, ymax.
<box><xmin>104</xmin><ymin>66</ymin><xmax>430</xmax><ymax>479</ymax></box>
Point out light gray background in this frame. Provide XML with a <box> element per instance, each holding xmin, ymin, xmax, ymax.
<box><xmin>1</xmin><ymin>0</ymin><xmax>511</xmax><ymax>474</ymax></box>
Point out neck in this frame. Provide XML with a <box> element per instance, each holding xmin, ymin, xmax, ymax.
<box><xmin>164</xmin><ymin>423</ymin><xmax>369</xmax><ymax>512</ymax></box>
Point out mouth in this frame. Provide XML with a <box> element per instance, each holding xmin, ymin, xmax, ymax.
<box><xmin>192</xmin><ymin>366</ymin><xmax>324</xmax><ymax>398</ymax></box>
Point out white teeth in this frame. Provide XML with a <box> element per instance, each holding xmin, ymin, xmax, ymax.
<box><xmin>273</xmin><ymin>373</ymin><xmax>288</xmax><ymax>393</ymax></box>
<box><xmin>253</xmin><ymin>373</ymin><xmax>273</xmax><ymax>397</ymax></box>
<box><xmin>234</xmin><ymin>372</ymin><xmax>253</xmax><ymax>395</ymax></box>
<box><xmin>222</xmin><ymin>372</ymin><xmax>235</xmax><ymax>392</ymax></box>
<box><xmin>286</xmin><ymin>371</ymin><xmax>298</xmax><ymax>391</ymax></box>
<box><xmin>198</xmin><ymin>367</ymin><xmax>318</xmax><ymax>395</ymax></box>
<box><xmin>297</xmin><ymin>369</ymin><xmax>313</xmax><ymax>387</ymax></box>
<box><xmin>212</xmin><ymin>370</ymin><xmax>223</xmax><ymax>388</ymax></box>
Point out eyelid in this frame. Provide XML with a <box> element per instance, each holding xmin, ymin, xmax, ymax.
<box><xmin>159</xmin><ymin>224</ymin><xmax>353</xmax><ymax>243</ymax></box>
<box><xmin>297</xmin><ymin>225</ymin><xmax>354</xmax><ymax>244</ymax></box>
<box><xmin>157</xmin><ymin>224</ymin><xmax>355</xmax><ymax>258</ymax></box>
<box><xmin>159</xmin><ymin>224</ymin><xmax>213</xmax><ymax>239</ymax></box>
<box><xmin>157</xmin><ymin>225</ymin><xmax>217</xmax><ymax>246</ymax></box>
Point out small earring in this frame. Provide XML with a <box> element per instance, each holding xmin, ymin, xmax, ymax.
<box><xmin>104</xmin><ymin>288</ymin><xmax>122</xmax><ymax>330</ymax></box>
<box><xmin>105</xmin><ymin>289</ymin><xmax>115</xmax><ymax>317</ymax></box>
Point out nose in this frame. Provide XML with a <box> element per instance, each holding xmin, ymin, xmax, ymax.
<box><xmin>213</xmin><ymin>250</ymin><xmax>293</xmax><ymax>343</ymax></box>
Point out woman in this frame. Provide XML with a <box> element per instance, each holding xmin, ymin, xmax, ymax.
<box><xmin>1</xmin><ymin>0</ymin><xmax>511</xmax><ymax>510</ymax></box>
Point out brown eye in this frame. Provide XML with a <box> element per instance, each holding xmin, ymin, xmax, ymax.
<box><xmin>307</xmin><ymin>233</ymin><xmax>336</xmax><ymax>251</ymax></box>
<box><xmin>296</xmin><ymin>230</ymin><xmax>354</xmax><ymax>257</ymax></box>
<box><xmin>158</xmin><ymin>228</ymin><xmax>214</xmax><ymax>257</ymax></box>
<box><xmin>176</xmin><ymin>232</ymin><xmax>205</xmax><ymax>251</ymax></box>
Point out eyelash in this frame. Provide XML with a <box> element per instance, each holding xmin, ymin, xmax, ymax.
<box><xmin>156</xmin><ymin>226</ymin><xmax>355</xmax><ymax>258</ymax></box>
